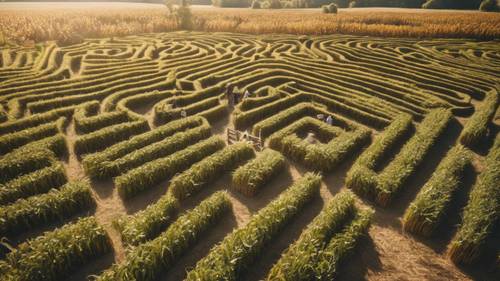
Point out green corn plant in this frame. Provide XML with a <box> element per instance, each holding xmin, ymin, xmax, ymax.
<box><xmin>185</xmin><ymin>173</ymin><xmax>321</xmax><ymax>281</ymax></box>
<box><xmin>232</xmin><ymin>148</ymin><xmax>286</xmax><ymax>196</ymax></box>
<box><xmin>97</xmin><ymin>191</ymin><xmax>231</xmax><ymax>281</ymax></box>
<box><xmin>169</xmin><ymin>141</ymin><xmax>256</xmax><ymax>200</ymax></box>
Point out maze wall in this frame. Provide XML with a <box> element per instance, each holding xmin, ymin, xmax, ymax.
<box><xmin>0</xmin><ymin>32</ymin><xmax>499</xmax><ymax>280</ymax></box>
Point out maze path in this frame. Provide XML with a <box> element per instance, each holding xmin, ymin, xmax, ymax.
<box><xmin>0</xmin><ymin>32</ymin><xmax>499</xmax><ymax>280</ymax></box>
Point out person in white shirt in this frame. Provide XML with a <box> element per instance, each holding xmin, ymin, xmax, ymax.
<box><xmin>243</xmin><ymin>89</ymin><xmax>250</xmax><ymax>100</ymax></box>
<box><xmin>326</xmin><ymin>115</ymin><xmax>333</xmax><ymax>126</ymax></box>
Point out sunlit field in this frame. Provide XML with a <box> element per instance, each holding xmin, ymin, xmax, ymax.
<box><xmin>1</xmin><ymin>2</ymin><xmax>500</xmax><ymax>45</ymax></box>
<box><xmin>0</xmin><ymin>2</ymin><xmax>499</xmax><ymax>281</ymax></box>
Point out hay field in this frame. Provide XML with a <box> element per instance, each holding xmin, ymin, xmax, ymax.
<box><xmin>1</xmin><ymin>2</ymin><xmax>500</xmax><ymax>46</ymax></box>
<box><xmin>0</xmin><ymin>8</ymin><xmax>500</xmax><ymax>281</ymax></box>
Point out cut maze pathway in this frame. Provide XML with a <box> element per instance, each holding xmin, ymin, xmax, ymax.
<box><xmin>0</xmin><ymin>32</ymin><xmax>498</xmax><ymax>281</ymax></box>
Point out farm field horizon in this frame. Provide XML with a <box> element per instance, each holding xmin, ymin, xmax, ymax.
<box><xmin>0</xmin><ymin>2</ymin><xmax>499</xmax><ymax>281</ymax></box>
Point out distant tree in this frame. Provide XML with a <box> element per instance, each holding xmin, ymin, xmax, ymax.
<box><xmin>251</xmin><ymin>0</ymin><xmax>262</xmax><ymax>8</ymax></box>
<box><xmin>480</xmin><ymin>0</ymin><xmax>499</xmax><ymax>11</ymax></box>
<box><xmin>328</xmin><ymin>2</ymin><xmax>339</xmax><ymax>12</ymax></box>
<box><xmin>422</xmin><ymin>0</ymin><xmax>482</xmax><ymax>9</ymax></box>
<box><xmin>332</xmin><ymin>0</ymin><xmax>349</xmax><ymax>7</ymax></box>
<box><xmin>269</xmin><ymin>0</ymin><xmax>282</xmax><ymax>8</ymax></box>
<box><xmin>165</xmin><ymin>0</ymin><xmax>193</xmax><ymax>30</ymax></box>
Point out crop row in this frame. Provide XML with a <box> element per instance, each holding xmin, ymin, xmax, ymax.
<box><xmin>2</xmin><ymin>216</ymin><xmax>111</xmax><ymax>281</ymax></box>
<box><xmin>459</xmin><ymin>90</ymin><xmax>499</xmax><ymax>148</ymax></box>
<box><xmin>82</xmin><ymin>116</ymin><xmax>207</xmax><ymax>179</ymax></box>
<box><xmin>346</xmin><ymin>114</ymin><xmax>414</xmax><ymax>197</ymax></box>
<box><xmin>0</xmin><ymin>100</ymin><xmax>98</xmax><ymax>131</ymax></box>
<box><xmin>91</xmin><ymin>123</ymin><xmax>211</xmax><ymax>179</ymax></box>
<box><xmin>265</xmin><ymin>190</ymin><xmax>356</xmax><ymax>280</ymax></box>
<box><xmin>74</xmin><ymin>119</ymin><xmax>149</xmax><ymax>155</ymax></box>
<box><xmin>74</xmin><ymin>110</ymin><xmax>132</xmax><ymax>134</ymax></box>
<box><xmin>269</xmin><ymin>116</ymin><xmax>369</xmax><ymax>171</ymax></box>
<box><xmin>232</xmin><ymin>148</ymin><xmax>286</xmax><ymax>197</ymax></box>
<box><xmin>403</xmin><ymin>145</ymin><xmax>472</xmax><ymax>236</ymax></box>
<box><xmin>0</xmin><ymin>117</ymin><xmax>65</xmax><ymax>155</ymax></box>
<box><xmin>169</xmin><ymin>142</ymin><xmax>255</xmax><ymax>200</ymax></box>
<box><xmin>253</xmin><ymin>102</ymin><xmax>354</xmax><ymax>140</ymax></box>
<box><xmin>115</xmin><ymin>195</ymin><xmax>178</xmax><ymax>246</ymax></box>
<box><xmin>115</xmin><ymin>136</ymin><xmax>225</xmax><ymax>199</ymax></box>
<box><xmin>185</xmin><ymin>173</ymin><xmax>321</xmax><ymax>280</ymax></box>
<box><xmin>0</xmin><ymin>181</ymin><xmax>94</xmax><ymax>237</ymax></box>
<box><xmin>347</xmin><ymin>109</ymin><xmax>451</xmax><ymax>206</ymax></box>
<box><xmin>0</xmin><ymin>162</ymin><xmax>67</xmax><ymax>206</ymax></box>
<box><xmin>0</xmin><ymin>148</ymin><xmax>57</xmax><ymax>184</ymax></box>
<box><xmin>97</xmin><ymin>191</ymin><xmax>231</xmax><ymax>281</ymax></box>
<box><xmin>449</xmin><ymin>135</ymin><xmax>500</xmax><ymax>264</ymax></box>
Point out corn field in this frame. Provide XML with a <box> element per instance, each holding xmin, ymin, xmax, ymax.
<box><xmin>0</xmin><ymin>8</ymin><xmax>499</xmax><ymax>280</ymax></box>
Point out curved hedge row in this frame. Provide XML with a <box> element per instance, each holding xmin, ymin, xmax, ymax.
<box><xmin>185</xmin><ymin>173</ymin><xmax>321</xmax><ymax>281</ymax></box>
<box><xmin>74</xmin><ymin>119</ymin><xmax>150</xmax><ymax>155</ymax></box>
<box><xmin>0</xmin><ymin>181</ymin><xmax>94</xmax><ymax>237</ymax></box>
<box><xmin>265</xmin><ymin>190</ymin><xmax>356</xmax><ymax>280</ymax></box>
<box><xmin>232</xmin><ymin>148</ymin><xmax>286</xmax><ymax>196</ymax></box>
<box><xmin>115</xmin><ymin>195</ymin><xmax>179</xmax><ymax>246</ymax></box>
<box><xmin>82</xmin><ymin>116</ymin><xmax>207</xmax><ymax>179</ymax></box>
<box><xmin>115</xmin><ymin>136</ymin><xmax>225</xmax><ymax>199</ymax></box>
<box><xmin>97</xmin><ymin>191</ymin><xmax>231</xmax><ymax>281</ymax></box>
<box><xmin>403</xmin><ymin>144</ymin><xmax>472</xmax><ymax>236</ymax></box>
<box><xmin>2</xmin><ymin>216</ymin><xmax>111</xmax><ymax>281</ymax></box>
<box><xmin>449</xmin><ymin>135</ymin><xmax>500</xmax><ymax>264</ymax></box>
<box><xmin>459</xmin><ymin>90</ymin><xmax>499</xmax><ymax>148</ymax></box>
<box><xmin>169</xmin><ymin>142</ymin><xmax>256</xmax><ymax>200</ymax></box>
<box><xmin>0</xmin><ymin>162</ymin><xmax>67</xmax><ymax>206</ymax></box>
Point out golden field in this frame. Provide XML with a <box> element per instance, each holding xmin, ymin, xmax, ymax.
<box><xmin>0</xmin><ymin>3</ymin><xmax>499</xmax><ymax>45</ymax></box>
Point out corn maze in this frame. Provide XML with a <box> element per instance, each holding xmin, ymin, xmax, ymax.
<box><xmin>0</xmin><ymin>32</ymin><xmax>499</xmax><ymax>280</ymax></box>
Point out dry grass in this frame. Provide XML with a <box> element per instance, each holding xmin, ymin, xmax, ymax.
<box><xmin>0</xmin><ymin>3</ymin><xmax>499</xmax><ymax>45</ymax></box>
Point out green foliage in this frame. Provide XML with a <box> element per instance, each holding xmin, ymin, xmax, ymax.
<box><xmin>74</xmin><ymin>120</ymin><xmax>149</xmax><ymax>155</ymax></box>
<box><xmin>346</xmin><ymin>114</ymin><xmax>413</xmax><ymax>196</ymax></box>
<box><xmin>268</xmin><ymin>116</ymin><xmax>369</xmax><ymax>172</ymax></box>
<box><xmin>0</xmin><ymin>181</ymin><xmax>94</xmax><ymax>236</ymax></box>
<box><xmin>83</xmin><ymin>116</ymin><xmax>206</xmax><ymax>179</ymax></box>
<box><xmin>115</xmin><ymin>196</ymin><xmax>179</xmax><ymax>246</ymax></box>
<box><xmin>0</xmin><ymin>148</ymin><xmax>56</xmax><ymax>184</ymax></box>
<box><xmin>403</xmin><ymin>145</ymin><xmax>472</xmax><ymax>236</ymax></box>
<box><xmin>115</xmin><ymin>136</ymin><xmax>225</xmax><ymax>199</ymax></box>
<box><xmin>185</xmin><ymin>173</ymin><xmax>321</xmax><ymax>281</ymax></box>
<box><xmin>74</xmin><ymin>110</ymin><xmax>131</xmax><ymax>134</ymax></box>
<box><xmin>266</xmin><ymin>191</ymin><xmax>356</xmax><ymax>280</ymax></box>
<box><xmin>347</xmin><ymin>109</ymin><xmax>453</xmax><ymax>207</ymax></box>
<box><xmin>0</xmin><ymin>117</ymin><xmax>65</xmax><ymax>156</ymax></box>
<box><xmin>169</xmin><ymin>142</ymin><xmax>256</xmax><ymax>200</ymax></box>
<box><xmin>97</xmin><ymin>191</ymin><xmax>231</xmax><ymax>281</ymax></box>
<box><xmin>93</xmin><ymin>123</ymin><xmax>211</xmax><ymax>179</ymax></box>
<box><xmin>480</xmin><ymin>0</ymin><xmax>500</xmax><ymax>11</ymax></box>
<box><xmin>314</xmin><ymin>209</ymin><xmax>373</xmax><ymax>279</ymax></box>
<box><xmin>376</xmin><ymin>109</ymin><xmax>452</xmax><ymax>206</ymax></box>
<box><xmin>0</xmin><ymin>162</ymin><xmax>67</xmax><ymax>205</ymax></box>
<box><xmin>449</xmin><ymin>135</ymin><xmax>500</xmax><ymax>264</ymax></box>
<box><xmin>422</xmin><ymin>0</ymin><xmax>482</xmax><ymax>9</ymax></box>
<box><xmin>212</xmin><ymin>0</ymin><xmax>251</xmax><ymax>7</ymax></box>
<box><xmin>165</xmin><ymin>0</ymin><xmax>194</xmax><ymax>29</ymax></box>
<box><xmin>232</xmin><ymin>149</ymin><xmax>286</xmax><ymax>196</ymax></box>
<box><xmin>2</xmin><ymin>217</ymin><xmax>111</xmax><ymax>281</ymax></box>
<box><xmin>459</xmin><ymin>90</ymin><xmax>499</xmax><ymax>147</ymax></box>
